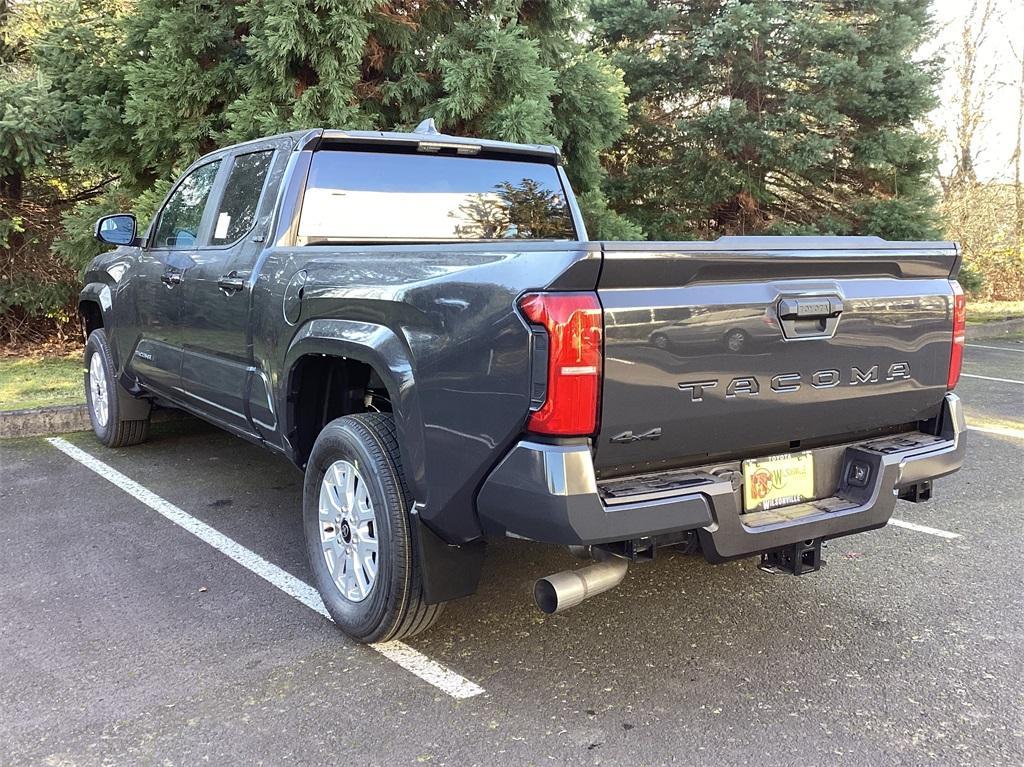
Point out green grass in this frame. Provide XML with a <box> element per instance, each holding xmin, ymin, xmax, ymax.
<box><xmin>967</xmin><ymin>300</ymin><xmax>1024</xmax><ymax>324</ymax></box>
<box><xmin>0</xmin><ymin>354</ymin><xmax>85</xmax><ymax>411</ymax></box>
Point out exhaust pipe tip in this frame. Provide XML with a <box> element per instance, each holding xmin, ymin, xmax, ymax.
<box><xmin>533</xmin><ymin>578</ymin><xmax>561</xmax><ymax>615</ymax></box>
<box><xmin>533</xmin><ymin>555</ymin><xmax>629</xmax><ymax>615</ymax></box>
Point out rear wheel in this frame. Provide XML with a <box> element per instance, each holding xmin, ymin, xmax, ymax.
<box><xmin>303</xmin><ymin>413</ymin><xmax>444</xmax><ymax>643</ymax></box>
<box><xmin>85</xmin><ymin>329</ymin><xmax>150</xmax><ymax>448</ymax></box>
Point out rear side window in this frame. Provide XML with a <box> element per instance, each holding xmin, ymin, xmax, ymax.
<box><xmin>296</xmin><ymin>151</ymin><xmax>576</xmax><ymax>243</ymax></box>
<box><xmin>210</xmin><ymin>150</ymin><xmax>274</xmax><ymax>245</ymax></box>
<box><xmin>153</xmin><ymin>161</ymin><xmax>221</xmax><ymax>248</ymax></box>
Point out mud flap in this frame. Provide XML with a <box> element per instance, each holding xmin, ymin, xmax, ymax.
<box><xmin>410</xmin><ymin>507</ymin><xmax>485</xmax><ymax>604</ymax></box>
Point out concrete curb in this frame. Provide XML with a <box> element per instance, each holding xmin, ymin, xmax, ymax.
<box><xmin>0</xmin><ymin>404</ymin><xmax>182</xmax><ymax>439</ymax></box>
<box><xmin>966</xmin><ymin>318</ymin><xmax>1024</xmax><ymax>341</ymax></box>
<box><xmin>0</xmin><ymin>403</ymin><xmax>91</xmax><ymax>439</ymax></box>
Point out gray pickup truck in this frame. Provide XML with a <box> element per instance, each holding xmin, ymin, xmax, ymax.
<box><xmin>82</xmin><ymin>123</ymin><xmax>967</xmax><ymax>642</ymax></box>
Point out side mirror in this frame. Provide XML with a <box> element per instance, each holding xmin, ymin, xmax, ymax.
<box><xmin>95</xmin><ymin>214</ymin><xmax>138</xmax><ymax>246</ymax></box>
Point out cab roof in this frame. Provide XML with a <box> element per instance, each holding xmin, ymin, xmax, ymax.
<box><xmin>298</xmin><ymin>120</ymin><xmax>561</xmax><ymax>161</ymax></box>
<box><xmin>206</xmin><ymin>121</ymin><xmax>561</xmax><ymax>165</ymax></box>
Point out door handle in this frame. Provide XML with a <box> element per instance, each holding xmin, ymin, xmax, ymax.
<box><xmin>217</xmin><ymin>272</ymin><xmax>246</xmax><ymax>293</ymax></box>
<box><xmin>160</xmin><ymin>271</ymin><xmax>181</xmax><ymax>286</ymax></box>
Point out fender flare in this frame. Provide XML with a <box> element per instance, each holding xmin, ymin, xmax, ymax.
<box><xmin>282</xmin><ymin>318</ymin><xmax>428</xmax><ymax>503</ymax></box>
<box><xmin>79</xmin><ymin>281</ymin><xmax>114</xmax><ymax>324</ymax></box>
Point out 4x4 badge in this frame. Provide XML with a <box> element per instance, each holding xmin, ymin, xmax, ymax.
<box><xmin>610</xmin><ymin>427</ymin><xmax>662</xmax><ymax>444</ymax></box>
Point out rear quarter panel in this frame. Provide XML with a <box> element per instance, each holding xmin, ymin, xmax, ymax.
<box><xmin>251</xmin><ymin>241</ymin><xmax>600</xmax><ymax>543</ymax></box>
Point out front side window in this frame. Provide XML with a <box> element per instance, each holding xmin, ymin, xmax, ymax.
<box><xmin>296</xmin><ymin>151</ymin><xmax>576</xmax><ymax>243</ymax></box>
<box><xmin>152</xmin><ymin>161</ymin><xmax>221</xmax><ymax>248</ymax></box>
<box><xmin>210</xmin><ymin>150</ymin><xmax>274</xmax><ymax>245</ymax></box>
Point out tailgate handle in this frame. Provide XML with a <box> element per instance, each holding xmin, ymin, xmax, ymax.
<box><xmin>777</xmin><ymin>296</ymin><xmax>843</xmax><ymax>339</ymax></box>
<box><xmin>778</xmin><ymin>297</ymin><xmax>843</xmax><ymax>320</ymax></box>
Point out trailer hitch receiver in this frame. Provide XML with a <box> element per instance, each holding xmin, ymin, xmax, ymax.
<box><xmin>759</xmin><ymin>539</ymin><xmax>823</xmax><ymax>575</ymax></box>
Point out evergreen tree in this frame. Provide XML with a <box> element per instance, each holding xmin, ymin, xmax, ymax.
<box><xmin>31</xmin><ymin>1</ymin><xmax>137</xmax><ymax>182</ymax></box>
<box><xmin>1</xmin><ymin>0</ymin><xmax>116</xmax><ymax>343</ymax></box>
<box><xmin>31</xmin><ymin>0</ymin><xmax>636</xmax><ymax>239</ymax></box>
<box><xmin>592</xmin><ymin>0</ymin><xmax>942</xmax><ymax>240</ymax></box>
<box><xmin>227</xmin><ymin>0</ymin><xmax>638</xmax><ymax>236</ymax></box>
<box><xmin>226</xmin><ymin>0</ymin><xmax>382</xmax><ymax>136</ymax></box>
<box><xmin>120</xmin><ymin>0</ymin><xmax>244</xmax><ymax>175</ymax></box>
<box><xmin>1</xmin><ymin>0</ymin><xmax>57</xmax><ymax>204</ymax></box>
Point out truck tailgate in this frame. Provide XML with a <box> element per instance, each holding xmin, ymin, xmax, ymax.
<box><xmin>594</xmin><ymin>237</ymin><xmax>959</xmax><ymax>477</ymax></box>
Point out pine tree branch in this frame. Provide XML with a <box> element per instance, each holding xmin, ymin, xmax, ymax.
<box><xmin>56</xmin><ymin>176</ymin><xmax>120</xmax><ymax>207</ymax></box>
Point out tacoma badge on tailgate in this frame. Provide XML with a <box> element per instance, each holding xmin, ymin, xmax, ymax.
<box><xmin>678</xmin><ymin>363</ymin><xmax>911</xmax><ymax>402</ymax></box>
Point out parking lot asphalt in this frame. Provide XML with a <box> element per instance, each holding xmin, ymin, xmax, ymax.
<box><xmin>1</xmin><ymin>342</ymin><xmax>1022</xmax><ymax>766</ymax></box>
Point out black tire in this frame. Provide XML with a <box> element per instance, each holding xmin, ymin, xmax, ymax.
<box><xmin>85</xmin><ymin>329</ymin><xmax>151</xmax><ymax>448</ymax></box>
<box><xmin>303</xmin><ymin>413</ymin><xmax>444</xmax><ymax>643</ymax></box>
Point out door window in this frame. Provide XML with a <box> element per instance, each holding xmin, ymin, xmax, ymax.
<box><xmin>210</xmin><ymin>150</ymin><xmax>274</xmax><ymax>245</ymax></box>
<box><xmin>152</xmin><ymin>161</ymin><xmax>221</xmax><ymax>248</ymax></box>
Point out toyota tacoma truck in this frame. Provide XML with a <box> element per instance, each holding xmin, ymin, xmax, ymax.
<box><xmin>81</xmin><ymin>122</ymin><xmax>967</xmax><ymax>642</ymax></box>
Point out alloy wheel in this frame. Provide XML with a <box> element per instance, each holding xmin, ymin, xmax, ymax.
<box><xmin>318</xmin><ymin>460</ymin><xmax>379</xmax><ymax>602</ymax></box>
<box><xmin>88</xmin><ymin>352</ymin><xmax>109</xmax><ymax>428</ymax></box>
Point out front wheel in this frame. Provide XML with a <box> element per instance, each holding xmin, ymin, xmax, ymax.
<box><xmin>303</xmin><ymin>413</ymin><xmax>444</xmax><ymax>643</ymax></box>
<box><xmin>85</xmin><ymin>329</ymin><xmax>151</xmax><ymax>448</ymax></box>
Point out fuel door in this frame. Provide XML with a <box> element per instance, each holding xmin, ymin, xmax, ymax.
<box><xmin>283</xmin><ymin>269</ymin><xmax>307</xmax><ymax>325</ymax></box>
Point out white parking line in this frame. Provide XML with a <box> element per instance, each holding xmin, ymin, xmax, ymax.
<box><xmin>961</xmin><ymin>373</ymin><xmax>1024</xmax><ymax>385</ymax></box>
<box><xmin>45</xmin><ymin>437</ymin><xmax>484</xmax><ymax>700</ymax></box>
<box><xmin>969</xmin><ymin>423</ymin><xmax>1024</xmax><ymax>440</ymax></box>
<box><xmin>967</xmin><ymin>343</ymin><xmax>1024</xmax><ymax>354</ymax></box>
<box><xmin>887</xmin><ymin>518</ymin><xmax>961</xmax><ymax>539</ymax></box>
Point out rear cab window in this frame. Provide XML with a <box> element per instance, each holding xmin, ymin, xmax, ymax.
<box><xmin>296</xmin><ymin>150</ymin><xmax>577</xmax><ymax>244</ymax></box>
<box><xmin>211</xmin><ymin>150</ymin><xmax>274</xmax><ymax>245</ymax></box>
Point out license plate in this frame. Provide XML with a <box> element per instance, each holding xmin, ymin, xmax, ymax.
<box><xmin>742</xmin><ymin>451</ymin><xmax>815</xmax><ymax>512</ymax></box>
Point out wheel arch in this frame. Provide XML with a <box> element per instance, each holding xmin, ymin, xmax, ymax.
<box><xmin>282</xmin><ymin>319</ymin><xmax>428</xmax><ymax>502</ymax></box>
<box><xmin>79</xmin><ymin>282</ymin><xmax>151</xmax><ymax>421</ymax></box>
<box><xmin>78</xmin><ymin>282</ymin><xmax>113</xmax><ymax>337</ymax></box>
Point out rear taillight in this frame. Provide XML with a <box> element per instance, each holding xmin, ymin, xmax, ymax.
<box><xmin>519</xmin><ymin>292</ymin><xmax>602</xmax><ymax>436</ymax></box>
<box><xmin>947</xmin><ymin>281</ymin><xmax>966</xmax><ymax>390</ymax></box>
